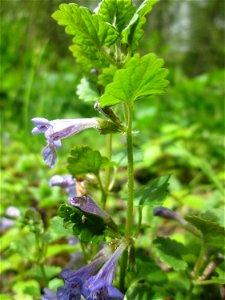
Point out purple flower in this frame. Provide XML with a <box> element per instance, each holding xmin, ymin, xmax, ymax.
<box><xmin>70</xmin><ymin>195</ymin><xmax>110</xmax><ymax>220</ymax></box>
<box><xmin>153</xmin><ymin>206</ymin><xmax>186</xmax><ymax>225</ymax></box>
<box><xmin>82</xmin><ymin>243</ymin><xmax>126</xmax><ymax>300</ymax></box>
<box><xmin>42</xmin><ymin>288</ymin><xmax>57</xmax><ymax>300</ymax></box>
<box><xmin>32</xmin><ymin>117</ymin><xmax>98</xmax><ymax>168</ymax></box>
<box><xmin>57</xmin><ymin>246</ymin><xmax>111</xmax><ymax>300</ymax></box>
<box><xmin>0</xmin><ymin>217</ymin><xmax>14</xmax><ymax>233</ymax></box>
<box><xmin>49</xmin><ymin>174</ymin><xmax>77</xmax><ymax>198</ymax></box>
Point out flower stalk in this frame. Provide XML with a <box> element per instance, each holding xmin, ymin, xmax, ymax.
<box><xmin>120</xmin><ymin>103</ymin><xmax>134</xmax><ymax>291</ymax></box>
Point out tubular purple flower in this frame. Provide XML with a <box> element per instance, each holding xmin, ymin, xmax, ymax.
<box><xmin>153</xmin><ymin>206</ymin><xmax>187</xmax><ymax>225</ymax></box>
<box><xmin>82</xmin><ymin>243</ymin><xmax>126</xmax><ymax>300</ymax></box>
<box><xmin>57</xmin><ymin>245</ymin><xmax>111</xmax><ymax>300</ymax></box>
<box><xmin>70</xmin><ymin>195</ymin><xmax>110</xmax><ymax>220</ymax></box>
<box><xmin>49</xmin><ymin>174</ymin><xmax>77</xmax><ymax>198</ymax></box>
<box><xmin>31</xmin><ymin>117</ymin><xmax>98</xmax><ymax>168</ymax></box>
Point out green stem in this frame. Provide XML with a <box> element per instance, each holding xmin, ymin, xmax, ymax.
<box><xmin>34</xmin><ymin>233</ymin><xmax>48</xmax><ymax>285</ymax></box>
<box><xmin>136</xmin><ymin>207</ymin><xmax>143</xmax><ymax>237</ymax></box>
<box><xmin>104</xmin><ymin>134</ymin><xmax>112</xmax><ymax>192</ymax></box>
<box><xmin>193</xmin><ymin>242</ymin><xmax>205</xmax><ymax>280</ymax></box>
<box><xmin>96</xmin><ymin>174</ymin><xmax>107</xmax><ymax>209</ymax></box>
<box><xmin>119</xmin><ymin>249</ymin><xmax>128</xmax><ymax>292</ymax></box>
<box><xmin>80</xmin><ymin>242</ymin><xmax>89</xmax><ymax>263</ymax></box>
<box><xmin>193</xmin><ymin>279</ymin><xmax>217</xmax><ymax>285</ymax></box>
<box><xmin>124</xmin><ymin>104</ymin><xmax>134</xmax><ymax>238</ymax></box>
<box><xmin>40</xmin><ymin>263</ymin><xmax>48</xmax><ymax>285</ymax></box>
<box><xmin>119</xmin><ymin>103</ymin><xmax>134</xmax><ymax>292</ymax></box>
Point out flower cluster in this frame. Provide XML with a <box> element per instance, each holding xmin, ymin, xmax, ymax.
<box><xmin>42</xmin><ymin>243</ymin><xmax>126</xmax><ymax>300</ymax></box>
<box><xmin>32</xmin><ymin>117</ymin><xmax>125</xmax><ymax>300</ymax></box>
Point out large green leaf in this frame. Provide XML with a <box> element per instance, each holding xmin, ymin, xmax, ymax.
<box><xmin>153</xmin><ymin>237</ymin><xmax>188</xmax><ymax>271</ymax></box>
<box><xmin>97</xmin><ymin>0</ymin><xmax>136</xmax><ymax>32</ymax></box>
<box><xmin>122</xmin><ymin>0</ymin><xmax>159</xmax><ymax>51</ymax></box>
<box><xmin>52</xmin><ymin>4</ymin><xmax>119</xmax><ymax>68</ymax></box>
<box><xmin>134</xmin><ymin>175</ymin><xmax>170</xmax><ymax>207</ymax></box>
<box><xmin>99</xmin><ymin>53</ymin><xmax>169</xmax><ymax>107</ymax></box>
<box><xmin>186</xmin><ymin>215</ymin><xmax>225</xmax><ymax>250</ymax></box>
<box><xmin>68</xmin><ymin>146</ymin><xmax>110</xmax><ymax>177</ymax></box>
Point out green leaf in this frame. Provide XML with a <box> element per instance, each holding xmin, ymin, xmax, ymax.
<box><xmin>99</xmin><ymin>53</ymin><xmax>169</xmax><ymax>107</ymax></box>
<box><xmin>12</xmin><ymin>280</ymin><xmax>40</xmax><ymax>298</ymax></box>
<box><xmin>186</xmin><ymin>215</ymin><xmax>225</xmax><ymax>250</ymax></box>
<box><xmin>52</xmin><ymin>4</ymin><xmax>119</xmax><ymax>68</ymax></box>
<box><xmin>134</xmin><ymin>175</ymin><xmax>170</xmax><ymax>207</ymax></box>
<box><xmin>58</xmin><ymin>204</ymin><xmax>105</xmax><ymax>243</ymax></box>
<box><xmin>98</xmin><ymin>65</ymin><xmax>117</xmax><ymax>87</ymax></box>
<box><xmin>77</xmin><ymin>77</ymin><xmax>100</xmax><ymax>102</ymax></box>
<box><xmin>68</xmin><ymin>146</ymin><xmax>110</xmax><ymax>177</ymax></box>
<box><xmin>153</xmin><ymin>237</ymin><xmax>188</xmax><ymax>271</ymax></box>
<box><xmin>97</xmin><ymin>0</ymin><xmax>136</xmax><ymax>32</ymax></box>
<box><xmin>124</xmin><ymin>280</ymin><xmax>153</xmax><ymax>300</ymax></box>
<box><xmin>46</xmin><ymin>244</ymin><xmax>78</xmax><ymax>258</ymax></box>
<box><xmin>136</xmin><ymin>259</ymin><xmax>167</xmax><ymax>284</ymax></box>
<box><xmin>122</xmin><ymin>0</ymin><xmax>159</xmax><ymax>51</ymax></box>
<box><xmin>47</xmin><ymin>216</ymin><xmax>72</xmax><ymax>242</ymax></box>
<box><xmin>27</xmin><ymin>265</ymin><xmax>61</xmax><ymax>280</ymax></box>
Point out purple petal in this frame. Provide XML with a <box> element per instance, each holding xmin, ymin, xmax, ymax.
<box><xmin>49</xmin><ymin>175</ymin><xmax>77</xmax><ymax>198</ymax></box>
<box><xmin>70</xmin><ymin>196</ymin><xmax>109</xmax><ymax>219</ymax></box>
<box><xmin>42</xmin><ymin>288</ymin><xmax>57</xmax><ymax>300</ymax></box>
<box><xmin>42</xmin><ymin>144</ymin><xmax>57</xmax><ymax>169</ymax></box>
<box><xmin>32</xmin><ymin>117</ymin><xmax>49</xmax><ymax>124</ymax></box>
<box><xmin>32</xmin><ymin>118</ymin><xmax>51</xmax><ymax>134</ymax></box>
<box><xmin>107</xmin><ymin>286</ymin><xmax>124</xmax><ymax>299</ymax></box>
<box><xmin>57</xmin><ymin>285</ymin><xmax>82</xmax><ymax>300</ymax></box>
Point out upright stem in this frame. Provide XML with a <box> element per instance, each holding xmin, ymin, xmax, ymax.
<box><xmin>193</xmin><ymin>242</ymin><xmax>205</xmax><ymax>280</ymax></box>
<box><xmin>120</xmin><ymin>103</ymin><xmax>134</xmax><ymax>291</ymax></box>
<box><xmin>104</xmin><ymin>134</ymin><xmax>112</xmax><ymax>192</ymax></box>
<box><xmin>125</xmin><ymin>104</ymin><xmax>134</xmax><ymax>238</ymax></box>
<box><xmin>96</xmin><ymin>174</ymin><xmax>107</xmax><ymax>209</ymax></box>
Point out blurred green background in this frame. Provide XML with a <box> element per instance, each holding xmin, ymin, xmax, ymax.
<box><xmin>0</xmin><ymin>0</ymin><xmax>224</xmax><ymax>298</ymax></box>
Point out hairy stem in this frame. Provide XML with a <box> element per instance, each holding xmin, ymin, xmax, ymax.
<box><xmin>124</xmin><ymin>104</ymin><xmax>134</xmax><ymax>238</ymax></box>
<box><xmin>104</xmin><ymin>134</ymin><xmax>112</xmax><ymax>192</ymax></box>
<box><xmin>120</xmin><ymin>103</ymin><xmax>134</xmax><ymax>291</ymax></box>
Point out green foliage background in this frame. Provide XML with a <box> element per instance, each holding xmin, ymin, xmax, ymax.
<box><xmin>0</xmin><ymin>0</ymin><xmax>224</xmax><ymax>299</ymax></box>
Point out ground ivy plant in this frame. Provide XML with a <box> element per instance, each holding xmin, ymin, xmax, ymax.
<box><xmin>29</xmin><ymin>1</ymin><xmax>224</xmax><ymax>299</ymax></box>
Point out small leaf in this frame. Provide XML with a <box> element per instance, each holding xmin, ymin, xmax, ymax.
<box><xmin>153</xmin><ymin>237</ymin><xmax>188</xmax><ymax>271</ymax></box>
<box><xmin>58</xmin><ymin>204</ymin><xmax>105</xmax><ymax>243</ymax></box>
<box><xmin>47</xmin><ymin>216</ymin><xmax>72</xmax><ymax>242</ymax></box>
<box><xmin>97</xmin><ymin>0</ymin><xmax>136</xmax><ymax>32</ymax></box>
<box><xmin>122</xmin><ymin>0</ymin><xmax>159</xmax><ymax>51</ymax></box>
<box><xmin>98</xmin><ymin>65</ymin><xmax>117</xmax><ymax>87</ymax></box>
<box><xmin>124</xmin><ymin>280</ymin><xmax>153</xmax><ymax>300</ymax></box>
<box><xmin>186</xmin><ymin>215</ymin><xmax>225</xmax><ymax>250</ymax></box>
<box><xmin>52</xmin><ymin>4</ymin><xmax>119</xmax><ymax>68</ymax></box>
<box><xmin>134</xmin><ymin>175</ymin><xmax>170</xmax><ymax>207</ymax></box>
<box><xmin>136</xmin><ymin>258</ymin><xmax>167</xmax><ymax>284</ymax></box>
<box><xmin>77</xmin><ymin>77</ymin><xmax>99</xmax><ymax>102</ymax></box>
<box><xmin>12</xmin><ymin>280</ymin><xmax>41</xmax><ymax>298</ymax></box>
<box><xmin>68</xmin><ymin>146</ymin><xmax>110</xmax><ymax>177</ymax></box>
<box><xmin>99</xmin><ymin>53</ymin><xmax>169</xmax><ymax>107</ymax></box>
